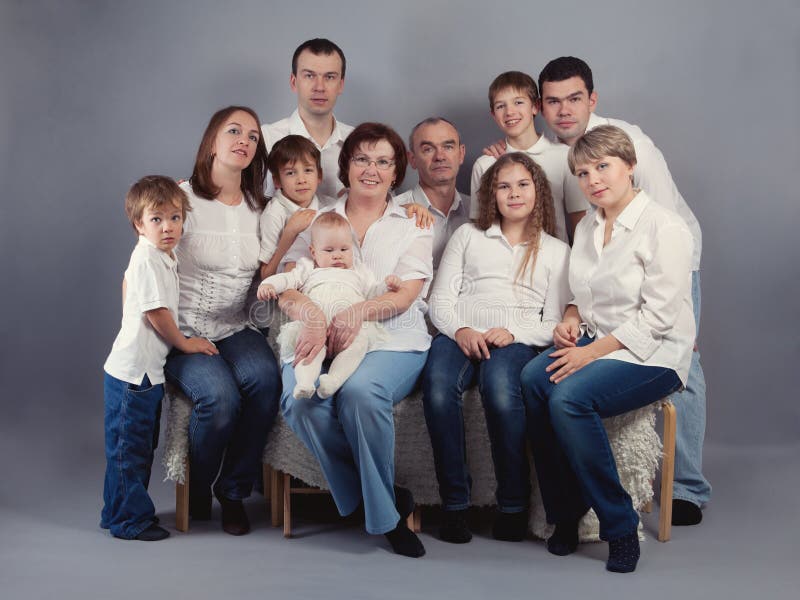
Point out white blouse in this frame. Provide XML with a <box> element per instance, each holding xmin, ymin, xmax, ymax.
<box><xmin>285</xmin><ymin>195</ymin><xmax>434</xmax><ymax>353</ymax></box>
<box><xmin>569</xmin><ymin>190</ymin><xmax>695</xmax><ymax>383</ymax></box>
<box><xmin>175</xmin><ymin>182</ymin><xmax>261</xmax><ymax>342</ymax></box>
<box><xmin>429</xmin><ymin>223</ymin><xmax>571</xmax><ymax>347</ymax></box>
<box><xmin>104</xmin><ymin>236</ymin><xmax>179</xmax><ymax>385</ymax></box>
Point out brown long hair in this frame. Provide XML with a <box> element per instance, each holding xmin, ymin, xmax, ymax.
<box><xmin>476</xmin><ymin>152</ymin><xmax>556</xmax><ymax>284</ymax></box>
<box><xmin>189</xmin><ymin>105</ymin><xmax>268</xmax><ymax>212</ymax></box>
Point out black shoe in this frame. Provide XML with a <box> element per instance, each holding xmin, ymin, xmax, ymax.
<box><xmin>394</xmin><ymin>486</ymin><xmax>415</xmax><ymax>520</ymax></box>
<box><xmin>135</xmin><ymin>524</ymin><xmax>170</xmax><ymax>541</ymax></box>
<box><xmin>492</xmin><ymin>510</ymin><xmax>528</xmax><ymax>542</ymax></box>
<box><xmin>385</xmin><ymin>520</ymin><xmax>426</xmax><ymax>558</ymax></box>
<box><xmin>189</xmin><ymin>490</ymin><xmax>212</xmax><ymax>521</ymax></box>
<box><xmin>606</xmin><ymin>532</ymin><xmax>640</xmax><ymax>573</ymax></box>
<box><xmin>672</xmin><ymin>499</ymin><xmax>702</xmax><ymax>526</ymax></box>
<box><xmin>546</xmin><ymin>521</ymin><xmax>579</xmax><ymax>556</ymax></box>
<box><xmin>439</xmin><ymin>509</ymin><xmax>472</xmax><ymax>544</ymax></box>
<box><xmin>215</xmin><ymin>492</ymin><xmax>250</xmax><ymax>536</ymax></box>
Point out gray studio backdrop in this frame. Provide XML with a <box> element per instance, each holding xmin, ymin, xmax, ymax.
<box><xmin>1</xmin><ymin>0</ymin><xmax>797</xmax><ymax>475</ymax></box>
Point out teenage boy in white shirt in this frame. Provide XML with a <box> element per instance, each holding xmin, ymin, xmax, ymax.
<box><xmin>262</xmin><ymin>38</ymin><xmax>354</xmax><ymax>199</ymax></box>
<box><xmin>470</xmin><ymin>71</ymin><xmax>589</xmax><ymax>243</ymax></box>
<box><xmin>395</xmin><ymin>117</ymin><xmax>469</xmax><ymax>270</ymax></box>
<box><xmin>536</xmin><ymin>56</ymin><xmax>709</xmax><ymax>526</ymax></box>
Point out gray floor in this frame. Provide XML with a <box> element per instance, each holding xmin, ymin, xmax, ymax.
<box><xmin>1</xmin><ymin>438</ymin><xmax>797</xmax><ymax>600</ymax></box>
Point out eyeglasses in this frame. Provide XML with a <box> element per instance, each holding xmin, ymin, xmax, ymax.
<box><xmin>351</xmin><ymin>155</ymin><xmax>395</xmax><ymax>170</ymax></box>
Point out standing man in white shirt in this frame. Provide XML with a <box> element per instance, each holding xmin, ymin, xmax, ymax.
<box><xmin>395</xmin><ymin>117</ymin><xmax>469</xmax><ymax>269</ymax></box>
<box><xmin>537</xmin><ymin>56</ymin><xmax>710</xmax><ymax>526</ymax></box>
<box><xmin>262</xmin><ymin>39</ymin><xmax>354</xmax><ymax>199</ymax></box>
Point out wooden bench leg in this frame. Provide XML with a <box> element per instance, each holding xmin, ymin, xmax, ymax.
<box><xmin>408</xmin><ymin>507</ymin><xmax>421</xmax><ymax>533</ymax></box>
<box><xmin>271</xmin><ymin>468</ymin><xmax>284</xmax><ymax>527</ymax></box>
<box><xmin>658</xmin><ymin>401</ymin><xmax>676</xmax><ymax>542</ymax></box>
<box><xmin>175</xmin><ymin>459</ymin><xmax>190</xmax><ymax>532</ymax></box>
<box><xmin>283</xmin><ymin>472</ymin><xmax>292</xmax><ymax>538</ymax></box>
<box><xmin>262</xmin><ymin>463</ymin><xmax>272</xmax><ymax>514</ymax></box>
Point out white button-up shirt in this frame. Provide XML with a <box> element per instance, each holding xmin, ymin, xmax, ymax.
<box><xmin>578</xmin><ymin>113</ymin><xmax>703</xmax><ymax>270</ymax></box>
<box><xmin>429</xmin><ymin>223</ymin><xmax>571</xmax><ymax>347</ymax></box>
<box><xmin>285</xmin><ymin>195</ymin><xmax>434</xmax><ymax>352</ymax></box>
<box><xmin>175</xmin><ymin>182</ymin><xmax>261</xmax><ymax>342</ymax></box>
<box><xmin>258</xmin><ymin>190</ymin><xmax>332</xmax><ymax>269</ymax></box>
<box><xmin>104</xmin><ymin>236</ymin><xmax>180</xmax><ymax>385</ymax></box>
<box><xmin>469</xmin><ymin>135</ymin><xmax>589</xmax><ymax>243</ymax></box>
<box><xmin>262</xmin><ymin>109</ymin><xmax>354</xmax><ymax>199</ymax></box>
<box><xmin>393</xmin><ymin>184</ymin><xmax>469</xmax><ymax>270</ymax></box>
<box><xmin>569</xmin><ymin>190</ymin><xmax>695</xmax><ymax>383</ymax></box>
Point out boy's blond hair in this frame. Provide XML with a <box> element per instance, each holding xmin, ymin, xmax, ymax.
<box><xmin>310</xmin><ymin>211</ymin><xmax>350</xmax><ymax>244</ymax></box>
<box><xmin>125</xmin><ymin>176</ymin><xmax>191</xmax><ymax>234</ymax></box>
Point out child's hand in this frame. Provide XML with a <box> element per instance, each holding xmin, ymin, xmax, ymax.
<box><xmin>384</xmin><ymin>274</ymin><xmax>402</xmax><ymax>291</ymax></box>
<box><xmin>285</xmin><ymin>209</ymin><xmax>317</xmax><ymax>236</ymax></box>
<box><xmin>482</xmin><ymin>139</ymin><xmax>506</xmax><ymax>158</ymax></box>
<box><xmin>483</xmin><ymin>327</ymin><xmax>514</xmax><ymax>348</ymax></box>
<box><xmin>402</xmin><ymin>203</ymin><xmax>434</xmax><ymax>229</ymax></box>
<box><xmin>257</xmin><ymin>283</ymin><xmax>278</xmax><ymax>301</ymax></box>
<box><xmin>454</xmin><ymin>327</ymin><xmax>491</xmax><ymax>361</ymax></box>
<box><xmin>183</xmin><ymin>337</ymin><xmax>218</xmax><ymax>355</ymax></box>
<box><xmin>553</xmin><ymin>320</ymin><xmax>581</xmax><ymax>349</ymax></box>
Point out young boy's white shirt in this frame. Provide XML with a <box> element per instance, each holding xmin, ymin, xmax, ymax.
<box><xmin>258</xmin><ymin>190</ymin><xmax>332</xmax><ymax>271</ymax></box>
<box><xmin>393</xmin><ymin>184</ymin><xmax>470</xmax><ymax>270</ymax></box>
<box><xmin>262</xmin><ymin>109</ymin><xmax>354</xmax><ymax>199</ymax></box>
<box><xmin>566</xmin><ymin>113</ymin><xmax>703</xmax><ymax>271</ymax></box>
<box><xmin>103</xmin><ymin>236</ymin><xmax>180</xmax><ymax>385</ymax></box>
<box><xmin>469</xmin><ymin>135</ymin><xmax>589</xmax><ymax>243</ymax></box>
<box><xmin>429</xmin><ymin>223</ymin><xmax>571</xmax><ymax>347</ymax></box>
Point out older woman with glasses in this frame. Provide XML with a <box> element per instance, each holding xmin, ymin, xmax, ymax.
<box><xmin>278</xmin><ymin>122</ymin><xmax>433</xmax><ymax>557</ymax></box>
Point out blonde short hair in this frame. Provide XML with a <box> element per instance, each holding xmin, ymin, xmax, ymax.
<box><xmin>310</xmin><ymin>211</ymin><xmax>350</xmax><ymax>244</ymax></box>
<box><xmin>567</xmin><ymin>125</ymin><xmax>637</xmax><ymax>175</ymax></box>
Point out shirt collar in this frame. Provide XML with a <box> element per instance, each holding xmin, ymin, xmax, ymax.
<box><xmin>272</xmin><ymin>189</ymin><xmax>319</xmax><ymax>213</ymax></box>
<box><xmin>593</xmin><ymin>189</ymin><xmax>650</xmax><ymax>230</ymax></box>
<box><xmin>137</xmin><ymin>235</ymin><xmax>177</xmax><ymax>265</ymax></box>
<box><xmin>586</xmin><ymin>112</ymin><xmax>607</xmax><ymax>133</ymax></box>
<box><xmin>287</xmin><ymin>109</ymin><xmax>347</xmax><ymax>149</ymax></box>
<box><xmin>507</xmin><ymin>134</ymin><xmax>551</xmax><ymax>156</ymax></box>
<box><xmin>412</xmin><ymin>184</ymin><xmax>464</xmax><ymax>217</ymax></box>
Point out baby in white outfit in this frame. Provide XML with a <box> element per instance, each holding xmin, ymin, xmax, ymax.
<box><xmin>258</xmin><ymin>211</ymin><xmax>399</xmax><ymax>399</ymax></box>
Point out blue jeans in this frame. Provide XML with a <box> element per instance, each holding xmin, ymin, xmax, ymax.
<box><xmin>101</xmin><ymin>373</ymin><xmax>163</xmax><ymax>539</ymax></box>
<box><xmin>520</xmin><ymin>338</ymin><xmax>682</xmax><ymax>540</ymax></box>
<box><xmin>281</xmin><ymin>350</ymin><xmax>427</xmax><ymax>535</ymax></box>
<box><xmin>671</xmin><ymin>271</ymin><xmax>711</xmax><ymax>506</ymax></box>
<box><xmin>422</xmin><ymin>335</ymin><xmax>538</xmax><ymax>512</ymax></box>
<box><xmin>165</xmin><ymin>327</ymin><xmax>280</xmax><ymax>501</ymax></box>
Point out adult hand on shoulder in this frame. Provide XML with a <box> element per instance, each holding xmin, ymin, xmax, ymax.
<box><xmin>328</xmin><ymin>305</ymin><xmax>363</xmax><ymax>355</ymax></box>
<box><xmin>403</xmin><ymin>203</ymin><xmax>435</xmax><ymax>229</ymax></box>
<box><xmin>455</xmin><ymin>327</ymin><xmax>491</xmax><ymax>360</ymax></box>
<box><xmin>483</xmin><ymin>328</ymin><xmax>514</xmax><ymax>348</ymax></box>
<box><xmin>482</xmin><ymin>139</ymin><xmax>506</xmax><ymax>158</ymax></box>
<box><xmin>546</xmin><ymin>345</ymin><xmax>597</xmax><ymax>384</ymax></box>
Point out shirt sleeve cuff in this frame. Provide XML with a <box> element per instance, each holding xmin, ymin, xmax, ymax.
<box><xmin>611</xmin><ymin>321</ymin><xmax>660</xmax><ymax>361</ymax></box>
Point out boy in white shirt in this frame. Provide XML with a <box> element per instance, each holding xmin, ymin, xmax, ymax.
<box><xmin>470</xmin><ymin>71</ymin><xmax>588</xmax><ymax>243</ymax></box>
<box><xmin>101</xmin><ymin>176</ymin><xmax>217</xmax><ymax>541</ymax></box>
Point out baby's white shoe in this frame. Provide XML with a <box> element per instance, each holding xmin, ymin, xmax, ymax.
<box><xmin>293</xmin><ymin>383</ymin><xmax>316</xmax><ymax>400</ymax></box>
<box><xmin>316</xmin><ymin>374</ymin><xmax>343</xmax><ymax>398</ymax></box>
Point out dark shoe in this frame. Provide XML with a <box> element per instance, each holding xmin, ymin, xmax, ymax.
<box><xmin>215</xmin><ymin>493</ymin><xmax>250</xmax><ymax>536</ymax></box>
<box><xmin>547</xmin><ymin>521</ymin><xmax>579</xmax><ymax>556</ymax></box>
<box><xmin>606</xmin><ymin>532</ymin><xmax>640</xmax><ymax>573</ymax></box>
<box><xmin>189</xmin><ymin>490</ymin><xmax>212</xmax><ymax>521</ymax></box>
<box><xmin>492</xmin><ymin>510</ymin><xmax>528</xmax><ymax>542</ymax></box>
<box><xmin>439</xmin><ymin>509</ymin><xmax>472</xmax><ymax>544</ymax></box>
<box><xmin>672</xmin><ymin>499</ymin><xmax>702</xmax><ymax>526</ymax></box>
<box><xmin>394</xmin><ymin>486</ymin><xmax>415</xmax><ymax>520</ymax></box>
<box><xmin>385</xmin><ymin>520</ymin><xmax>426</xmax><ymax>558</ymax></box>
<box><xmin>135</xmin><ymin>524</ymin><xmax>170</xmax><ymax>541</ymax></box>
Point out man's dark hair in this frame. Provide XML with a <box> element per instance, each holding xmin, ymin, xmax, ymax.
<box><xmin>291</xmin><ymin>38</ymin><xmax>346</xmax><ymax>79</ymax></box>
<box><xmin>538</xmin><ymin>56</ymin><xmax>594</xmax><ymax>95</ymax></box>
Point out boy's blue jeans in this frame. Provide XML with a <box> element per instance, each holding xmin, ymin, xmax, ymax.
<box><xmin>101</xmin><ymin>372</ymin><xmax>162</xmax><ymax>539</ymax></box>
<box><xmin>422</xmin><ymin>335</ymin><xmax>539</xmax><ymax>513</ymax></box>
<box><xmin>520</xmin><ymin>338</ymin><xmax>683</xmax><ymax>540</ymax></box>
